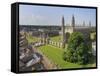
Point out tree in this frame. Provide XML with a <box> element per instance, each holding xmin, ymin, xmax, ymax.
<box><xmin>63</xmin><ymin>32</ymin><xmax>92</xmax><ymax>64</ymax></box>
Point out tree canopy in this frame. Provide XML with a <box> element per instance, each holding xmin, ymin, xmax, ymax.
<box><xmin>63</xmin><ymin>32</ymin><xmax>92</xmax><ymax>64</ymax></box>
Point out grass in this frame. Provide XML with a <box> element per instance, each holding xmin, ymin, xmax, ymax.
<box><xmin>26</xmin><ymin>33</ymin><xmax>40</xmax><ymax>43</ymax></box>
<box><xmin>50</xmin><ymin>36</ymin><xmax>61</xmax><ymax>42</ymax></box>
<box><xmin>25</xmin><ymin>33</ymin><xmax>96</xmax><ymax>69</ymax></box>
<box><xmin>38</xmin><ymin>45</ymin><xmax>95</xmax><ymax>69</ymax></box>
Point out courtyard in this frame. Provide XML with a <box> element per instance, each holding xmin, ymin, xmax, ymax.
<box><xmin>37</xmin><ymin>44</ymin><xmax>96</xmax><ymax>69</ymax></box>
<box><xmin>24</xmin><ymin>29</ymin><xmax>96</xmax><ymax>69</ymax></box>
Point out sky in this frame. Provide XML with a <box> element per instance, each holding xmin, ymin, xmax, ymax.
<box><xmin>19</xmin><ymin>4</ymin><xmax>96</xmax><ymax>26</ymax></box>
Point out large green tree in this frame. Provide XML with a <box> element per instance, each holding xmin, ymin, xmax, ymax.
<box><xmin>63</xmin><ymin>32</ymin><xmax>92</xmax><ymax>64</ymax></box>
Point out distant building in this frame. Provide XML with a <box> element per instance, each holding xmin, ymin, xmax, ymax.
<box><xmin>20</xmin><ymin>15</ymin><xmax>94</xmax><ymax>49</ymax></box>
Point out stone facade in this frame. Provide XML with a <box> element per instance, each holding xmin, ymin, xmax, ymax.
<box><xmin>64</xmin><ymin>15</ymin><xmax>91</xmax><ymax>43</ymax></box>
<box><xmin>37</xmin><ymin>15</ymin><xmax>92</xmax><ymax>48</ymax></box>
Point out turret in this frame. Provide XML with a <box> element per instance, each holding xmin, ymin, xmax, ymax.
<box><xmin>83</xmin><ymin>21</ymin><xmax>85</xmax><ymax>27</ymax></box>
<box><xmin>61</xmin><ymin>16</ymin><xmax>65</xmax><ymax>48</ymax></box>
<box><xmin>71</xmin><ymin>15</ymin><xmax>75</xmax><ymax>31</ymax></box>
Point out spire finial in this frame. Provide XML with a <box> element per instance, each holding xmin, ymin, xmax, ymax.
<box><xmin>72</xmin><ymin>14</ymin><xmax>75</xmax><ymax>27</ymax></box>
<box><xmin>89</xmin><ymin>21</ymin><xmax>91</xmax><ymax>27</ymax></box>
<box><xmin>83</xmin><ymin>21</ymin><xmax>85</xmax><ymax>26</ymax></box>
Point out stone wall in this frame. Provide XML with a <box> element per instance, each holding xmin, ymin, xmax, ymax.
<box><xmin>48</xmin><ymin>40</ymin><xmax>63</xmax><ymax>48</ymax></box>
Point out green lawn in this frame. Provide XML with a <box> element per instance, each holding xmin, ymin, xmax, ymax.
<box><xmin>38</xmin><ymin>45</ymin><xmax>95</xmax><ymax>69</ymax></box>
<box><xmin>26</xmin><ymin>33</ymin><xmax>40</xmax><ymax>43</ymax></box>
<box><xmin>50</xmin><ymin>36</ymin><xmax>61</xmax><ymax>42</ymax></box>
